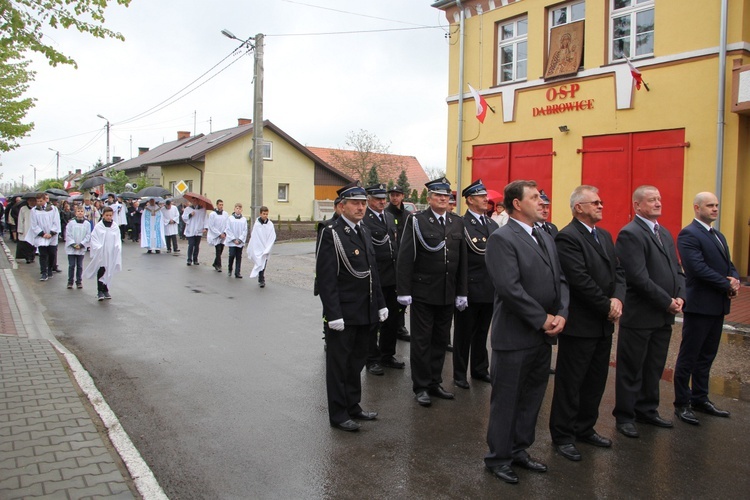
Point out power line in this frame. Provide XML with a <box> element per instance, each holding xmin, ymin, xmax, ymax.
<box><xmin>267</xmin><ymin>25</ymin><xmax>442</xmax><ymax>37</ymax></box>
<box><xmin>280</xmin><ymin>0</ymin><xmax>436</xmax><ymax>28</ymax></box>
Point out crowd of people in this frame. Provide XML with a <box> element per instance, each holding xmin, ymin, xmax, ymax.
<box><xmin>316</xmin><ymin>178</ymin><xmax>738</xmax><ymax>486</ymax></box>
<box><xmin>2</xmin><ymin>191</ymin><xmax>277</xmax><ymax>299</ymax></box>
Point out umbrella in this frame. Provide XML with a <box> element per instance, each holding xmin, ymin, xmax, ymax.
<box><xmin>21</xmin><ymin>192</ymin><xmax>39</xmax><ymax>199</ymax></box>
<box><xmin>486</xmin><ymin>189</ymin><xmax>503</xmax><ymax>202</ymax></box>
<box><xmin>68</xmin><ymin>194</ymin><xmax>84</xmax><ymax>202</ymax></box>
<box><xmin>79</xmin><ymin>176</ymin><xmax>114</xmax><ymax>190</ymax></box>
<box><xmin>139</xmin><ymin>197</ymin><xmax>165</xmax><ymax>207</ymax></box>
<box><xmin>183</xmin><ymin>192</ymin><xmax>214</xmax><ymax>210</ymax></box>
<box><xmin>136</xmin><ymin>186</ymin><xmax>171</xmax><ymax>198</ymax></box>
<box><xmin>46</xmin><ymin>188</ymin><xmax>69</xmax><ymax>196</ymax></box>
<box><xmin>170</xmin><ymin>197</ymin><xmax>188</xmax><ymax>206</ymax></box>
<box><xmin>118</xmin><ymin>192</ymin><xmax>140</xmax><ymax>200</ymax></box>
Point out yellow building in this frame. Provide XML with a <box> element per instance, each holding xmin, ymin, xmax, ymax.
<box><xmin>433</xmin><ymin>0</ymin><xmax>750</xmax><ymax>272</ymax></box>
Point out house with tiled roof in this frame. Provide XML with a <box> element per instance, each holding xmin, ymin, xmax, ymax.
<box><xmin>307</xmin><ymin>147</ymin><xmax>429</xmax><ymax>194</ymax></box>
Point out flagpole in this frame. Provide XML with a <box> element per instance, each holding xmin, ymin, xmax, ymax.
<box><xmin>455</xmin><ymin>0</ymin><xmax>466</xmax><ymax>214</ymax></box>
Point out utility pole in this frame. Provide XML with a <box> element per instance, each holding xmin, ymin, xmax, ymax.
<box><xmin>97</xmin><ymin>114</ymin><xmax>111</xmax><ymax>164</ymax></box>
<box><xmin>49</xmin><ymin>148</ymin><xmax>60</xmax><ymax>180</ymax></box>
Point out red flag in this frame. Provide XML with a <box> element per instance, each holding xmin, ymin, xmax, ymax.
<box><xmin>468</xmin><ymin>84</ymin><xmax>488</xmax><ymax>123</ymax></box>
<box><xmin>626</xmin><ymin>58</ymin><xmax>643</xmax><ymax>90</ymax></box>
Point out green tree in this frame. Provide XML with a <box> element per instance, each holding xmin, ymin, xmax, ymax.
<box><xmin>35</xmin><ymin>178</ymin><xmax>63</xmax><ymax>191</ymax></box>
<box><xmin>410</xmin><ymin>189</ymin><xmax>419</xmax><ymax>203</ymax></box>
<box><xmin>419</xmin><ymin>188</ymin><xmax>428</xmax><ymax>204</ymax></box>
<box><xmin>386</xmin><ymin>179</ymin><xmax>395</xmax><ymax>191</ymax></box>
<box><xmin>1</xmin><ymin>0</ymin><xmax>131</xmax><ymax>149</ymax></box>
<box><xmin>365</xmin><ymin>165</ymin><xmax>379</xmax><ymax>187</ymax></box>
<box><xmin>103</xmin><ymin>168</ymin><xmax>132</xmax><ymax>194</ymax></box>
<box><xmin>397</xmin><ymin>169</ymin><xmax>410</xmax><ymax>196</ymax></box>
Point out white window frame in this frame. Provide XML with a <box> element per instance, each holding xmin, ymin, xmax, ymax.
<box><xmin>277</xmin><ymin>183</ymin><xmax>289</xmax><ymax>202</ymax></box>
<box><xmin>609</xmin><ymin>0</ymin><xmax>654</xmax><ymax>62</ymax></box>
<box><xmin>549</xmin><ymin>1</ymin><xmax>585</xmax><ymax>29</ymax></box>
<box><xmin>262</xmin><ymin>141</ymin><xmax>272</xmax><ymax>161</ymax></box>
<box><xmin>497</xmin><ymin>16</ymin><xmax>528</xmax><ymax>84</ymax></box>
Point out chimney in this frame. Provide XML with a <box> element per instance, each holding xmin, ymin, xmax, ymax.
<box><xmin>238</xmin><ymin>118</ymin><xmax>252</xmax><ymax>126</ymax></box>
<box><xmin>112</xmin><ymin>156</ymin><xmax>122</xmax><ymax>163</ymax></box>
<box><xmin>138</xmin><ymin>147</ymin><xmax>150</xmax><ymax>156</ymax></box>
<box><xmin>177</xmin><ymin>131</ymin><xmax>191</xmax><ymax>140</ymax></box>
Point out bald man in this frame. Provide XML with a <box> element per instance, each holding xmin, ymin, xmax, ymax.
<box><xmin>673</xmin><ymin>192</ymin><xmax>739</xmax><ymax>425</ymax></box>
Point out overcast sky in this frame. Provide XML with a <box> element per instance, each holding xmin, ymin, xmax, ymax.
<box><xmin>1</xmin><ymin>0</ymin><xmax>453</xmax><ymax>191</ymax></box>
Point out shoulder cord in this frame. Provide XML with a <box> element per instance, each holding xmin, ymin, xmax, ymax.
<box><xmin>464</xmin><ymin>227</ymin><xmax>486</xmax><ymax>255</ymax></box>
<box><xmin>414</xmin><ymin>217</ymin><xmax>445</xmax><ymax>253</ymax></box>
<box><xmin>332</xmin><ymin>229</ymin><xmax>371</xmax><ymax>280</ymax></box>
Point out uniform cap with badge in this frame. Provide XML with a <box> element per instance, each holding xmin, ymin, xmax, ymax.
<box><xmin>337</xmin><ymin>181</ymin><xmax>367</xmax><ymax>200</ymax></box>
<box><xmin>365</xmin><ymin>183</ymin><xmax>388</xmax><ymax>199</ymax></box>
<box><xmin>462</xmin><ymin>179</ymin><xmax>488</xmax><ymax>198</ymax></box>
<box><xmin>387</xmin><ymin>185</ymin><xmax>405</xmax><ymax>194</ymax></box>
<box><xmin>540</xmin><ymin>190</ymin><xmax>551</xmax><ymax>205</ymax></box>
<box><xmin>425</xmin><ymin>177</ymin><xmax>452</xmax><ymax>195</ymax></box>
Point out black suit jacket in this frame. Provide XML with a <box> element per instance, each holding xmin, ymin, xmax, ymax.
<box><xmin>316</xmin><ymin>218</ymin><xmax>385</xmax><ymax>325</ymax></box>
<box><xmin>385</xmin><ymin>202</ymin><xmax>407</xmax><ymax>242</ymax></box>
<box><xmin>397</xmin><ymin>210</ymin><xmax>468</xmax><ymax>306</ymax></box>
<box><xmin>361</xmin><ymin>207</ymin><xmax>398</xmax><ymax>287</ymax></box>
<box><xmin>616</xmin><ymin>217</ymin><xmax>686</xmax><ymax>328</ymax></box>
<box><xmin>462</xmin><ymin>211</ymin><xmax>499</xmax><ymax>303</ymax></box>
<box><xmin>555</xmin><ymin>219</ymin><xmax>626</xmax><ymax>338</ymax></box>
<box><xmin>677</xmin><ymin>220</ymin><xmax>738</xmax><ymax>316</ymax></box>
<box><xmin>486</xmin><ymin>218</ymin><xmax>569</xmax><ymax>351</ymax></box>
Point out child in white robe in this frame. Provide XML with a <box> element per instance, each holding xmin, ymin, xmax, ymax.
<box><xmin>83</xmin><ymin>207</ymin><xmax>122</xmax><ymax>301</ymax></box>
<box><xmin>225</xmin><ymin>203</ymin><xmax>248</xmax><ymax>278</ymax></box>
<box><xmin>65</xmin><ymin>205</ymin><xmax>91</xmax><ymax>289</ymax></box>
<box><xmin>248</xmin><ymin>206</ymin><xmax>276</xmax><ymax>288</ymax></box>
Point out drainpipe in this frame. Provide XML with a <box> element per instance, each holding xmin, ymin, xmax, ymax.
<box><xmin>715</xmin><ymin>0</ymin><xmax>728</xmax><ymax>229</ymax></box>
<box><xmin>455</xmin><ymin>0</ymin><xmax>466</xmax><ymax>213</ymax></box>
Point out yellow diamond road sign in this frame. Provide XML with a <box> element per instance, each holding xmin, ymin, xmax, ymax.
<box><xmin>175</xmin><ymin>180</ymin><xmax>188</xmax><ymax>194</ymax></box>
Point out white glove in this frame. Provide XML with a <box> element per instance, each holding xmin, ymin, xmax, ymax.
<box><xmin>328</xmin><ymin>319</ymin><xmax>345</xmax><ymax>331</ymax></box>
<box><xmin>455</xmin><ymin>296</ymin><xmax>468</xmax><ymax>311</ymax></box>
<box><xmin>397</xmin><ymin>295</ymin><xmax>412</xmax><ymax>306</ymax></box>
<box><xmin>378</xmin><ymin>308</ymin><xmax>389</xmax><ymax>322</ymax></box>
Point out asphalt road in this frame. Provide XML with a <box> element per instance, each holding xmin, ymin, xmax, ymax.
<box><xmin>15</xmin><ymin>240</ymin><xmax>750</xmax><ymax>499</ymax></box>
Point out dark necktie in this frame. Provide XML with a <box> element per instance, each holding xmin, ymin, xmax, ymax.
<box><xmin>709</xmin><ymin>228</ymin><xmax>727</xmax><ymax>256</ymax></box>
<box><xmin>542</xmin><ymin>222</ymin><xmax>551</xmax><ymax>234</ymax></box>
<box><xmin>438</xmin><ymin>216</ymin><xmax>445</xmax><ymax>226</ymax></box>
<box><xmin>653</xmin><ymin>223</ymin><xmax>663</xmax><ymax>246</ymax></box>
<box><xmin>592</xmin><ymin>227</ymin><xmax>600</xmax><ymax>245</ymax></box>
<box><xmin>532</xmin><ymin>227</ymin><xmax>550</xmax><ymax>260</ymax></box>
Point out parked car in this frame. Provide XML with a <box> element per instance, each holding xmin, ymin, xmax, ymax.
<box><xmin>403</xmin><ymin>201</ymin><xmax>417</xmax><ymax>213</ymax></box>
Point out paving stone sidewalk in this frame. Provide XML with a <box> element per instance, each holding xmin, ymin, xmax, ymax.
<box><xmin>0</xmin><ymin>247</ymin><xmax>139</xmax><ymax>499</ymax></box>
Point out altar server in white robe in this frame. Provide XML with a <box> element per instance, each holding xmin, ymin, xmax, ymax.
<box><xmin>182</xmin><ymin>204</ymin><xmax>207</xmax><ymax>265</ymax></box>
<box><xmin>161</xmin><ymin>199</ymin><xmax>180</xmax><ymax>253</ymax></box>
<box><xmin>225</xmin><ymin>202</ymin><xmax>248</xmax><ymax>278</ymax></box>
<box><xmin>248</xmin><ymin>206</ymin><xmax>276</xmax><ymax>288</ymax></box>
<box><xmin>26</xmin><ymin>192</ymin><xmax>61</xmax><ymax>281</ymax></box>
<box><xmin>83</xmin><ymin>207</ymin><xmax>122</xmax><ymax>301</ymax></box>
<box><xmin>111</xmin><ymin>196</ymin><xmax>128</xmax><ymax>241</ymax></box>
<box><xmin>207</xmin><ymin>200</ymin><xmax>230</xmax><ymax>272</ymax></box>
<box><xmin>140</xmin><ymin>198</ymin><xmax>166</xmax><ymax>253</ymax></box>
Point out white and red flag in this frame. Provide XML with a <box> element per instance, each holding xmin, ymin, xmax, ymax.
<box><xmin>626</xmin><ymin>58</ymin><xmax>644</xmax><ymax>90</ymax></box>
<box><xmin>468</xmin><ymin>84</ymin><xmax>489</xmax><ymax>123</ymax></box>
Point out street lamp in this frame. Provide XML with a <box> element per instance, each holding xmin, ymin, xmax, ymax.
<box><xmin>222</xmin><ymin>29</ymin><xmax>264</xmax><ymax>221</ymax></box>
<box><xmin>48</xmin><ymin>148</ymin><xmax>60</xmax><ymax>180</ymax></box>
<box><xmin>97</xmin><ymin>114</ymin><xmax>110</xmax><ymax>165</ymax></box>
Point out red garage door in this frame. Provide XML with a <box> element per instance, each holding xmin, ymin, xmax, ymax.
<box><xmin>471</xmin><ymin>139</ymin><xmax>554</xmax><ymax>215</ymax></box>
<box><xmin>581</xmin><ymin>129</ymin><xmax>686</xmax><ymax>238</ymax></box>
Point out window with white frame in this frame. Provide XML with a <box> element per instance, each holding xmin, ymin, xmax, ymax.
<box><xmin>497</xmin><ymin>16</ymin><xmax>528</xmax><ymax>84</ymax></box>
<box><xmin>262</xmin><ymin>141</ymin><xmax>272</xmax><ymax>160</ymax></box>
<box><xmin>550</xmin><ymin>1</ymin><xmax>585</xmax><ymax>28</ymax></box>
<box><xmin>610</xmin><ymin>0</ymin><xmax>654</xmax><ymax>61</ymax></box>
<box><xmin>278</xmin><ymin>183</ymin><xmax>289</xmax><ymax>202</ymax></box>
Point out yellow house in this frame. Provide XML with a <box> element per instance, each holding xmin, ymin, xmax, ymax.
<box><xmin>115</xmin><ymin>119</ymin><xmax>350</xmax><ymax>220</ymax></box>
<box><xmin>433</xmin><ymin>0</ymin><xmax>750</xmax><ymax>273</ymax></box>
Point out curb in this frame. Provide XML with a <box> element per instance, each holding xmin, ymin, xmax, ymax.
<box><xmin>0</xmin><ymin>236</ymin><xmax>168</xmax><ymax>500</ymax></box>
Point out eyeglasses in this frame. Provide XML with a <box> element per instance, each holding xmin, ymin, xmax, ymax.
<box><xmin>579</xmin><ymin>200</ymin><xmax>604</xmax><ymax>207</ymax></box>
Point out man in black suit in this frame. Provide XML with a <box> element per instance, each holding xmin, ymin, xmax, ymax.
<box><xmin>614</xmin><ymin>185</ymin><xmax>686</xmax><ymax>438</ymax></box>
<box><xmin>674</xmin><ymin>192</ymin><xmax>739</xmax><ymax>425</ymax></box>
<box><xmin>550</xmin><ymin>185</ymin><xmax>626</xmax><ymax>461</ymax></box>
<box><xmin>385</xmin><ymin>185</ymin><xmax>411</xmax><ymax>342</ymax></box>
<box><xmin>453</xmin><ymin>179</ymin><xmax>498</xmax><ymax>389</ymax></box>
<box><xmin>484</xmin><ymin>180</ymin><xmax>569</xmax><ymax>484</ymax></box>
<box><xmin>316</xmin><ymin>182</ymin><xmax>387</xmax><ymax>432</ymax></box>
<box><xmin>397</xmin><ymin>178</ymin><xmax>468</xmax><ymax>407</ymax></box>
<box><xmin>537</xmin><ymin>190</ymin><xmax>558</xmax><ymax>236</ymax></box>
<box><xmin>362</xmin><ymin>184</ymin><xmax>404</xmax><ymax>374</ymax></box>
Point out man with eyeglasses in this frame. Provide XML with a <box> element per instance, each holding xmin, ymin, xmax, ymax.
<box><xmin>549</xmin><ymin>186</ymin><xmax>625</xmax><ymax>461</ymax></box>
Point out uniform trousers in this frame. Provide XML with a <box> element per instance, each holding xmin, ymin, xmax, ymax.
<box><xmin>549</xmin><ymin>334</ymin><xmax>612</xmax><ymax>444</ymax></box>
<box><xmin>673</xmin><ymin>312</ymin><xmax>724</xmax><ymax>406</ymax></box>
<box><xmin>485</xmin><ymin>344</ymin><xmax>551</xmax><ymax>467</ymax></box>
<box><xmin>325</xmin><ymin>322</ymin><xmax>374</xmax><ymax>424</ymax></box>
<box><xmin>366</xmin><ymin>285</ymin><xmax>399</xmax><ymax>364</ymax></box>
<box><xmin>453</xmin><ymin>301</ymin><xmax>492</xmax><ymax>382</ymax></box>
<box><xmin>409</xmin><ymin>301</ymin><xmax>452</xmax><ymax>393</ymax></box>
<box><xmin>613</xmin><ymin>324</ymin><xmax>672</xmax><ymax>423</ymax></box>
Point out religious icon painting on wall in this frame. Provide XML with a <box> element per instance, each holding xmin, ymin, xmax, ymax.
<box><xmin>545</xmin><ymin>21</ymin><xmax>584</xmax><ymax>79</ymax></box>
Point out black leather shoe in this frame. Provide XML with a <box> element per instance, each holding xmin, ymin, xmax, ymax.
<box><xmin>616</xmin><ymin>422</ymin><xmax>639</xmax><ymax>438</ymax></box>
<box><xmin>555</xmin><ymin>443</ymin><xmax>582</xmax><ymax>461</ymax></box>
<box><xmin>549</xmin><ymin>367</ymin><xmax>556</xmax><ymax>375</ymax></box>
<box><xmin>675</xmin><ymin>406</ymin><xmax>700</xmax><ymax>425</ymax></box>
<box><xmin>486</xmin><ymin>465</ymin><xmax>518</xmax><ymax>484</ymax></box>
<box><xmin>380</xmin><ymin>356</ymin><xmax>405</xmax><ymax>369</ymax></box>
<box><xmin>397</xmin><ymin>333</ymin><xmax>411</xmax><ymax>342</ymax></box>
<box><xmin>635</xmin><ymin>414</ymin><xmax>673</xmax><ymax>428</ymax></box>
<box><xmin>446</xmin><ymin>344</ymin><xmax>453</xmax><ymax>352</ymax></box>
<box><xmin>428</xmin><ymin>385</ymin><xmax>455</xmax><ymax>399</ymax></box>
<box><xmin>454</xmin><ymin>379</ymin><xmax>470</xmax><ymax>389</ymax></box>
<box><xmin>512</xmin><ymin>456</ymin><xmax>547</xmax><ymax>472</ymax></box>
<box><xmin>472</xmin><ymin>373</ymin><xmax>492</xmax><ymax>384</ymax></box>
<box><xmin>331</xmin><ymin>420</ymin><xmax>360</xmax><ymax>432</ymax></box>
<box><xmin>367</xmin><ymin>363</ymin><xmax>384</xmax><ymax>376</ymax></box>
<box><xmin>577</xmin><ymin>432</ymin><xmax>612</xmax><ymax>448</ymax></box>
<box><xmin>692</xmin><ymin>400</ymin><xmax>730</xmax><ymax>418</ymax></box>
<box><xmin>351</xmin><ymin>410</ymin><xmax>378</xmax><ymax>421</ymax></box>
<box><xmin>415</xmin><ymin>391</ymin><xmax>431</xmax><ymax>407</ymax></box>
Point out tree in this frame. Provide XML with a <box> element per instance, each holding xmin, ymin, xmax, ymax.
<box><xmin>364</xmin><ymin>165</ymin><xmax>379</xmax><ymax>187</ymax></box>
<box><xmin>0</xmin><ymin>48</ymin><xmax>36</xmax><ymax>151</ymax></box>
<box><xmin>397</xmin><ymin>169</ymin><xmax>410</xmax><ymax>196</ymax></box>
<box><xmin>35</xmin><ymin>178</ymin><xmax>64</xmax><ymax>191</ymax></box>
<box><xmin>424</xmin><ymin>167</ymin><xmax>446</xmax><ymax>181</ymax></box>
<box><xmin>1</xmin><ymin>1</ymin><xmax>131</xmax><ymax>149</ymax></box>
<box><xmin>387</xmin><ymin>179</ymin><xmax>395</xmax><ymax>191</ymax></box>
<box><xmin>419</xmin><ymin>188</ymin><xmax>428</xmax><ymax>204</ymax></box>
<box><xmin>330</xmin><ymin>129</ymin><xmax>403</xmax><ymax>182</ymax></box>
<box><xmin>410</xmin><ymin>189</ymin><xmax>419</xmax><ymax>203</ymax></box>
